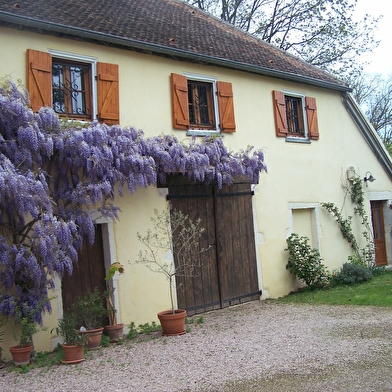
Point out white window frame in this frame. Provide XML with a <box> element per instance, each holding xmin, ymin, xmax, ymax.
<box><xmin>48</xmin><ymin>49</ymin><xmax>98</xmax><ymax>121</ymax></box>
<box><xmin>183</xmin><ymin>72</ymin><xmax>221</xmax><ymax>136</ymax></box>
<box><xmin>282</xmin><ymin>90</ymin><xmax>309</xmax><ymax>143</ymax></box>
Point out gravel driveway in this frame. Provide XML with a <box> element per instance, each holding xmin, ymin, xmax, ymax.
<box><xmin>1</xmin><ymin>301</ymin><xmax>392</xmax><ymax>391</ymax></box>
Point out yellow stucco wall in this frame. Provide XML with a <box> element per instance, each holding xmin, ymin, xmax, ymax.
<box><xmin>1</xmin><ymin>27</ymin><xmax>392</xmax><ymax>354</ymax></box>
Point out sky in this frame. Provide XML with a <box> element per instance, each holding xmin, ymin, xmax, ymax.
<box><xmin>355</xmin><ymin>0</ymin><xmax>391</xmax><ymax>75</ymax></box>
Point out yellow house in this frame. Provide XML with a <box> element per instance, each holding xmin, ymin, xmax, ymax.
<box><xmin>0</xmin><ymin>0</ymin><xmax>391</xmax><ymax>356</ymax></box>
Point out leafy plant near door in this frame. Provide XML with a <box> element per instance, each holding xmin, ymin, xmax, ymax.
<box><xmin>136</xmin><ymin>206</ymin><xmax>209</xmax><ymax>335</ymax></box>
<box><xmin>51</xmin><ymin>313</ymin><xmax>87</xmax><ymax>364</ymax></box>
<box><xmin>104</xmin><ymin>262</ymin><xmax>125</xmax><ymax>342</ymax></box>
<box><xmin>67</xmin><ymin>288</ymin><xmax>108</xmax><ymax>349</ymax></box>
<box><xmin>322</xmin><ymin>174</ymin><xmax>375</xmax><ymax>266</ymax></box>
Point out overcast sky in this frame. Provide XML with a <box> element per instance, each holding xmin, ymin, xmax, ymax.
<box><xmin>355</xmin><ymin>0</ymin><xmax>391</xmax><ymax>75</ymax></box>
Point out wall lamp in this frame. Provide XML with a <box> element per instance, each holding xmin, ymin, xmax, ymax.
<box><xmin>363</xmin><ymin>171</ymin><xmax>376</xmax><ymax>186</ymax></box>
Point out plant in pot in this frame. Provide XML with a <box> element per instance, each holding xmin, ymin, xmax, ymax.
<box><xmin>51</xmin><ymin>313</ymin><xmax>87</xmax><ymax>364</ymax></box>
<box><xmin>104</xmin><ymin>262</ymin><xmax>125</xmax><ymax>343</ymax></box>
<box><xmin>136</xmin><ymin>206</ymin><xmax>209</xmax><ymax>336</ymax></box>
<box><xmin>68</xmin><ymin>288</ymin><xmax>108</xmax><ymax>350</ymax></box>
<box><xmin>9</xmin><ymin>302</ymin><xmax>43</xmax><ymax>366</ymax></box>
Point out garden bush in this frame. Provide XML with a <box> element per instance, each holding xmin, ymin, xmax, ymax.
<box><xmin>332</xmin><ymin>262</ymin><xmax>373</xmax><ymax>285</ymax></box>
<box><xmin>285</xmin><ymin>233</ymin><xmax>330</xmax><ymax>288</ymax></box>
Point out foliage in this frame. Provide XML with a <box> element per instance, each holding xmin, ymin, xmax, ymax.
<box><xmin>68</xmin><ymin>288</ymin><xmax>108</xmax><ymax>330</ymax></box>
<box><xmin>104</xmin><ymin>262</ymin><xmax>124</xmax><ymax>325</ymax></box>
<box><xmin>276</xmin><ymin>270</ymin><xmax>392</xmax><ymax>306</ymax></box>
<box><xmin>186</xmin><ymin>0</ymin><xmax>380</xmax><ymax>78</ymax></box>
<box><xmin>285</xmin><ymin>233</ymin><xmax>329</xmax><ymax>288</ymax></box>
<box><xmin>10</xmin><ymin>300</ymin><xmax>48</xmax><ymax>347</ymax></box>
<box><xmin>0</xmin><ymin>79</ymin><xmax>266</xmax><ymax>326</ymax></box>
<box><xmin>136</xmin><ymin>206</ymin><xmax>210</xmax><ymax>313</ymax></box>
<box><xmin>322</xmin><ymin>174</ymin><xmax>374</xmax><ymax>266</ymax></box>
<box><xmin>51</xmin><ymin>313</ymin><xmax>87</xmax><ymax>346</ymax></box>
<box><xmin>331</xmin><ymin>262</ymin><xmax>373</xmax><ymax>285</ymax></box>
<box><xmin>127</xmin><ymin>322</ymin><xmax>139</xmax><ymax>340</ymax></box>
<box><xmin>127</xmin><ymin>321</ymin><xmax>162</xmax><ymax>340</ymax></box>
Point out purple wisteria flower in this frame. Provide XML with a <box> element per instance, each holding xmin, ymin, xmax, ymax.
<box><xmin>0</xmin><ymin>79</ymin><xmax>267</xmax><ymax>323</ymax></box>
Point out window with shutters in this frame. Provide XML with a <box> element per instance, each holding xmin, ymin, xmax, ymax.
<box><xmin>272</xmin><ymin>90</ymin><xmax>319</xmax><ymax>142</ymax></box>
<box><xmin>171</xmin><ymin>73</ymin><xmax>236</xmax><ymax>135</ymax></box>
<box><xmin>26</xmin><ymin>49</ymin><xmax>119</xmax><ymax>125</ymax></box>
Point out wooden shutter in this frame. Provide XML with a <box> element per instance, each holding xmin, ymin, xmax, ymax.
<box><xmin>171</xmin><ymin>73</ymin><xmax>189</xmax><ymax>130</ymax></box>
<box><xmin>97</xmin><ymin>62</ymin><xmax>119</xmax><ymax>125</ymax></box>
<box><xmin>305</xmin><ymin>96</ymin><xmax>319</xmax><ymax>140</ymax></box>
<box><xmin>272</xmin><ymin>90</ymin><xmax>288</xmax><ymax>137</ymax></box>
<box><xmin>217</xmin><ymin>81</ymin><xmax>236</xmax><ymax>133</ymax></box>
<box><xmin>26</xmin><ymin>49</ymin><xmax>52</xmax><ymax>112</ymax></box>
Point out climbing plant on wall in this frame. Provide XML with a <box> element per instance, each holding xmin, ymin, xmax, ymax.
<box><xmin>0</xmin><ymin>79</ymin><xmax>267</xmax><ymax>325</ymax></box>
<box><xmin>321</xmin><ymin>174</ymin><xmax>374</xmax><ymax>266</ymax></box>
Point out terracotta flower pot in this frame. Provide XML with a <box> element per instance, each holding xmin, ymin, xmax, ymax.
<box><xmin>61</xmin><ymin>344</ymin><xmax>85</xmax><ymax>364</ymax></box>
<box><xmin>9</xmin><ymin>344</ymin><xmax>33</xmax><ymax>366</ymax></box>
<box><xmin>105</xmin><ymin>323</ymin><xmax>124</xmax><ymax>343</ymax></box>
<box><xmin>157</xmin><ymin>309</ymin><xmax>187</xmax><ymax>336</ymax></box>
<box><xmin>79</xmin><ymin>327</ymin><xmax>104</xmax><ymax>350</ymax></box>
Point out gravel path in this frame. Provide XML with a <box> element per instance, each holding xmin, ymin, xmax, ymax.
<box><xmin>1</xmin><ymin>301</ymin><xmax>392</xmax><ymax>391</ymax></box>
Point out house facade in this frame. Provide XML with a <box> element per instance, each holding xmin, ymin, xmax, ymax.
<box><xmin>0</xmin><ymin>0</ymin><xmax>391</xmax><ymax>355</ymax></box>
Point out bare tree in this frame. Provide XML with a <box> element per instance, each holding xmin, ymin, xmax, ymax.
<box><xmin>352</xmin><ymin>74</ymin><xmax>392</xmax><ymax>155</ymax></box>
<box><xmin>185</xmin><ymin>0</ymin><xmax>380</xmax><ymax>79</ymax></box>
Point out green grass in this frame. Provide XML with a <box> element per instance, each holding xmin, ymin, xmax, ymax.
<box><xmin>275</xmin><ymin>270</ymin><xmax>392</xmax><ymax>307</ymax></box>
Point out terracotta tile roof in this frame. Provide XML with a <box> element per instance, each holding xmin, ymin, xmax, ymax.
<box><xmin>0</xmin><ymin>0</ymin><xmax>349</xmax><ymax>90</ymax></box>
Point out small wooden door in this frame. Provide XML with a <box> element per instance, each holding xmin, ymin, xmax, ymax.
<box><xmin>370</xmin><ymin>201</ymin><xmax>387</xmax><ymax>266</ymax></box>
<box><xmin>167</xmin><ymin>178</ymin><xmax>260</xmax><ymax>315</ymax></box>
<box><xmin>61</xmin><ymin>225</ymin><xmax>107</xmax><ymax>313</ymax></box>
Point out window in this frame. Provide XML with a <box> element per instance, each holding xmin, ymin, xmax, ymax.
<box><xmin>52</xmin><ymin>59</ymin><xmax>92</xmax><ymax>120</ymax></box>
<box><xmin>188</xmin><ymin>80</ymin><xmax>216</xmax><ymax>129</ymax></box>
<box><xmin>26</xmin><ymin>49</ymin><xmax>119</xmax><ymax>125</ymax></box>
<box><xmin>171</xmin><ymin>73</ymin><xmax>236</xmax><ymax>134</ymax></box>
<box><xmin>272</xmin><ymin>90</ymin><xmax>319</xmax><ymax>141</ymax></box>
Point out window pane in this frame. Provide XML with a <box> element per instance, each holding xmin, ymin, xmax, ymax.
<box><xmin>52</xmin><ymin>60</ymin><xmax>91</xmax><ymax>118</ymax></box>
<box><xmin>188</xmin><ymin>81</ymin><xmax>215</xmax><ymax>128</ymax></box>
<box><xmin>285</xmin><ymin>96</ymin><xmax>304</xmax><ymax>135</ymax></box>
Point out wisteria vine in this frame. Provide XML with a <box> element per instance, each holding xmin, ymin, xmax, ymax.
<box><xmin>0</xmin><ymin>80</ymin><xmax>267</xmax><ymax>325</ymax></box>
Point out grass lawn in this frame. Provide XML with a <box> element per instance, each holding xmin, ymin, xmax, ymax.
<box><xmin>275</xmin><ymin>270</ymin><xmax>392</xmax><ymax>307</ymax></box>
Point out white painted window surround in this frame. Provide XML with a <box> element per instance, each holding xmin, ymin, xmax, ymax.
<box><xmin>287</xmin><ymin>202</ymin><xmax>322</xmax><ymax>252</ymax></box>
<box><xmin>183</xmin><ymin>72</ymin><xmax>221</xmax><ymax>137</ymax></box>
<box><xmin>282</xmin><ymin>89</ymin><xmax>309</xmax><ymax>143</ymax></box>
<box><xmin>48</xmin><ymin>49</ymin><xmax>98</xmax><ymax>121</ymax></box>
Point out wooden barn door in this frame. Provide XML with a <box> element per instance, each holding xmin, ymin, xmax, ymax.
<box><xmin>61</xmin><ymin>224</ymin><xmax>107</xmax><ymax>313</ymax></box>
<box><xmin>167</xmin><ymin>179</ymin><xmax>260</xmax><ymax>315</ymax></box>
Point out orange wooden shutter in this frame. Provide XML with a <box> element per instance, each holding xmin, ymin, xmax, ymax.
<box><xmin>97</xmin><ymin>62</ymin><xmax>119</xmax><ymax>125</ymax></box>
<box><xmin>217</xmin><ymin>81</ymin><xmax>236</xmax><ymax>133</ymax></box>
<box><xmin>171</xmin><ymin>73</ymin><xmax>189</xmax><ymax>130</ymax></box>
<box><xmin>272</xmin><ymin>90</ymin><xmax>288</xmax><ymax>137</ymax></box>
<box><xmin>26</xmin><ymin>49</ymin><xmax>52</xmax><ymax>112</ymax></box>
<box><xmin>305</xmin><ymin>96</ymin><xmax>319</xmax><ymax>140</ymax></box>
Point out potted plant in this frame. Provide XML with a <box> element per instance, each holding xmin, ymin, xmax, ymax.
<box><xmin>51</xmin><ymin>313</ymin><xmax>87</xmax><ymax>364</ymax></box>
<box><xmin>104</xmin><ymin>262</ymin><xmax>125</xmax><ymax>343</ymax></box>
<box><xmin>136</xmin><ymin>206</ymin><xmax>209</xmax><ymax>336</ymax></box>
<box><xmin>9</xmin><ymin>302</ymin><xmax>41</xmax><ymax>366</ymax></box>
<box><xmin>68</xmin><ymin>288</ymin><xmax>108</xmax><ymax>350</ymax></box>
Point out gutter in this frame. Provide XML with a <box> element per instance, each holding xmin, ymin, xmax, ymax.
<box><xmin>0</xmin><ymin>11</ymin><xmax>349</xmax><ymax>93</ymax></box>
<box><xmin>343</xmin><ymin>92</ymin><xmax>392</xmax><ymax>181</ymax></box>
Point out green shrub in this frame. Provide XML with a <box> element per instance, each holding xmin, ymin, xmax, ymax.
<box><xmin>285</xmin><ymin>233</ymin><xmax>329</xmax><ymax>288</ymax></box>
<box><xmin>333</xmin><ymin>262</ymin><xmax>372</xmax><ymax>285</ymax></box>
